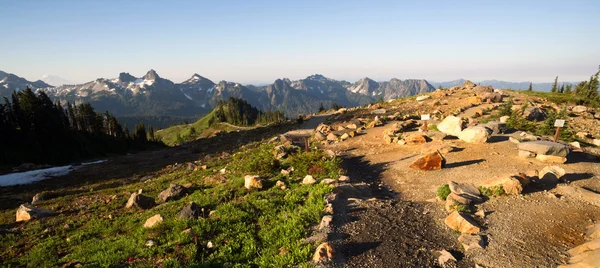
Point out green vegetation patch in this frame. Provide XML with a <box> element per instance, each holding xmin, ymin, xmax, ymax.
<box><xmin>436</xmin><ymin>184</ymin><xmax>451</xmax><ymax>200</ymax></box>
<box><xmin>0</xmin><ymin>142</ymin><xmax>339</xmax><ymax>267</ymax></box>
<box><xmin>478</xmin><ymin>185</ymin><xmax>505</xmax><ymax>197</ymax></box>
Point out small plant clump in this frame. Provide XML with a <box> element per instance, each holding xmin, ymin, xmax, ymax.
<box><xmin>436</xmin><ymin>184</ymin><xmax>451</xmax><ymax>200</ymax></box>
<box><xmin>450</xmin><ymin>203</ymin><xmax>474</xmax><ymax>214</ymax></box>
<box><xmin>478</xmin><ymin>185</ymin><xmax>505</xmax><ymax>197</ymax></box>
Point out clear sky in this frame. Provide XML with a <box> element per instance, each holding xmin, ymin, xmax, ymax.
<box><xmin>1</xmin><ymin>0</ymin><xmax>599</xmax><ymax>84</ymax></box>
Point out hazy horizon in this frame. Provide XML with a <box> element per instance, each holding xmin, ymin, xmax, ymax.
<box><xmin>1</xmin><ymin>0</ymin><xmax>599</xmax><ymax>85</ymax></box>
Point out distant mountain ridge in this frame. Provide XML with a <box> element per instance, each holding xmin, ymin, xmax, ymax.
<box><xmin>0</xmin><ymin>70</ymin><xmax>435</xmax><ymax>127</ymax></box>
<box><xmin>0</xmin><ymin>71</ymin><xmax>52</xmax><ymax>97</ymax></box>
<box><xmin>429</xmin><ymin>79</ymin><xmax>577</xmax><ymax>92</ymax></box>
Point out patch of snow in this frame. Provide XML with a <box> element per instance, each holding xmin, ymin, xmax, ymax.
<box><xmin>320</xmin><ymin>89</ymin><xmax>324</xmax><ymax>94</ymax></box>
<box><xmin>0</xmin><ymin>160</ymin><xmax>106</xmax><ymax>187</ymax></box>
<box><xmin>201</xmin><ymin>103</ymin><xmax>206</xmax><ymax>108</ymax></box>
<box><xmin>184</xmin><ymin>93</ymin><xmax>193</xmax><ymax>100</ymax></box>
<box><xmin>2</xmin><ymin>84</ymin><xmax>7</xmax><ymax>88</ymax></box>
<box><xmin>207</xmin><ymin>86</ymin><xmax>215</xmax><ymax>93</ymax></box>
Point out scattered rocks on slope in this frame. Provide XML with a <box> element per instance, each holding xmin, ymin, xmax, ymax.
<box><xmin>158</xmin><ymin>184</ymin><xmax>186</xmax><ymax>203</ymax></box>
<box><xmin>437</xmin><ymin>116</ymin><xmax>464</xmax><ymax>137</ymax></box>
<box><xmin>177</xmin><ymin>202</ymin><xmax>202</xmax><ymax>220</ymax></box>
<box><xmin>125</xmin><ymin>193</ymin><xmax>156</xmax><ymax>210</ymax></box>
<box><xmin>244</xmin><ymin>175</ymin><xmax>263</xmax><ymax>189</ymax></box>
<box><xmin>143</xmin><ymin>214</ymin><xmax>163</xmax><ymax>228</ymax></box>
<box><xmin>15</xmin><ymin>204</ymin><xmax>55</xmax><ymax>222</ymax></box>
<box><xmin>276</xmin><ymin>180</ymin><xmax>286</xmax><ymax>190</ymax></box>
<box><xmin>458</xmin><ymin>126</ymin><xmax>491</xmax><ymax>143</ymax></box>
<box><xmin>31</xmin><ymin>193</ymin><xmax>44</xmax><ymax>204</ymax></box>
<box><xmin>319</xmin><ymin>215</ymin><xmax>333</xmax><ymax>230</ymax></box>
<box><xmin>484</xmin><ymin>121</ymin><xmax>507</xmax><ymax>135</ymax></box>
<box><xmin>434</xmin><ymin>250</ymin><xmax>457</xmax><ymax>266</ymax></box>
<box><xmin>444</xmin><ymin>211</ymin><xmax>481</xmax><ymax>234</ymax></box>
<box><xmin>409</xmin><ymin>151</ymin><xmax>446</xmax><ymax>171</ymax></box>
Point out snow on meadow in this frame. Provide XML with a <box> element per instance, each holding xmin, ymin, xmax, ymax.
<box><xmin>0</xmin><ymin>160</ymin><xmax>106</xmax><ymax>187</ymax></box>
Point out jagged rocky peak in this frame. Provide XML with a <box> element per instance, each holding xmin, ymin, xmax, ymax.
<box><xmin>118</xmin><ymin>72</ymin><xmax>136</xmax><ymax>83</ymax></box>
<box><xmin>185</xmin><ymin>73</ymin><xmax>213</xmax><ymax>84</ymax></box>
<box><xmin>306</xmin><ymin>74</ymin><xmax>328</xmax><ymax>81</ymax></box>
<box><xmin>143</xmin><ymin>69</ymin><xmax>160</xmax><ymax>81</ymax></box>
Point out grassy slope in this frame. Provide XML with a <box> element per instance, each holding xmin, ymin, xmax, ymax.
<box><xmin>0</xmin><ymin>143</ymin><xmax>342</xmax><ymax>267</ymax></box>
<box><xmin>157</xmin><ymin>110</ymin><xmax>216</xmax><ymax>146</ymax></box>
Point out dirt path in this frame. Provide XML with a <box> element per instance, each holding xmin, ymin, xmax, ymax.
<box><xmin>324</xmin><ymin>120</ymin><xmax>600</xmax><ymax>267</ymax></box>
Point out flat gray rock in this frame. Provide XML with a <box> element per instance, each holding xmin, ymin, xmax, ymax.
<box><xmin>518</xmin><ymin>141</ymin><xmax>569</xmax><ymax>157</ymax></box>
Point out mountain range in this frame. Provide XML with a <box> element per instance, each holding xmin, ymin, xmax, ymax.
<box><xmin>0</xmin><ymin>70</ymin><xmax>435</xmax><ymax>127</ymax></box>
<box><xmin>429</xmin><ymin>79</ymin><xmax>577</xmax><ymax>91</ymax></box>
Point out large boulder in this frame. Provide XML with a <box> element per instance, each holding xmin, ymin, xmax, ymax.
<box><xmin>473</xmin><ymin>85</ymin><xmax>494</xmax><ymax>95</ymax></box>
<box><xmin>568</xmin><ymin>237</ymin><xmax>600</xmax><ymax>257</ymax></box>
<box><xmin>518</xmin><ymin>141</ymin><xmax>569</xmax><ymax>157</ymax></box>
<box><xmin>16</xmin><ymin>204</ymin><xmax>55</xmax><ymax>222</ymax></box>
<box><xmin>409</xmin><ymin>151</ymin><xmax>446</xmax><ymax>171</ymax></box>
<box><xmin>437</xmin><ymin>116</ymin><xmax>464</xmax><ymax>137</ymax></box>
<box><xmin>158</xmin><ymin>184</ymin><xmax>186</xmax><ymax>203</ymax></box>
<box><xmin>444</xmin><ymin>211</ymin><xmax>481</xmax><ymax>234</ymax></box>
<box><xmin>125</xmin><ymin>193</ymin><xmax>155</xmax><ymax>210</ymax></box>
<box><xmin>314</xmin><ymin>131</ymin><xmax>326</xmax><ymax>141</ymax></box>
<box><xmin>458</xmin><ymin>126</ymin><xmax>491</xmax><ymax>143</ymax></box>
<box><xmin>509</xmin><ymin>131</ymin><xmax>539</xmax><ymax>143</ymax></box>
<box><xmin>404</xmin><ymin>133</ymin><xmax>428</xmax><ymax>145</ymax></box>
<box><xmin>536</xmin><ymin>154</ymin><xmax>567</xmax><ymax>164</ymax></box>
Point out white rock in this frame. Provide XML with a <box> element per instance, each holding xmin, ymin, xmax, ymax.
<box><xmin>437</xmin><ymin>116</ymin><xmax>464</xmax><ymax>137</ymax></box>
<box><xmin>302</xmin><ymin>175</ymin><xmax>317</xmax><ymax>185</ymax></box>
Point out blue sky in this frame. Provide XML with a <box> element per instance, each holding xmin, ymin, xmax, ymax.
<box><xmin>1</xmin><ymin>0</ymin><xmax>599</xmax><ymax>84</ymax></box>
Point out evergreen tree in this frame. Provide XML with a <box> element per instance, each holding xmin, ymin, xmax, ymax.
<box><xmin>528</xmin><ymin>82</ymin><xmax>532</xmax><ymax>91</ymax></box>
<box><xmin>559</xmin><ymin>84</ymin><xmax>565</xmax><ymax>93</ymax></box>
<box><xmin>551</xmin><ymin>76</ymin><xmax>558</xmax><ymax>93</ymax></box>
<box><xmin>565</xmin><ymin>84</ymin><xmax>573</xmax><ymax>94</ymax></box>
<box><xmin>318</xmin><ymin>103</ymin><xmax>325</xmax><ymax>112</ymax></box>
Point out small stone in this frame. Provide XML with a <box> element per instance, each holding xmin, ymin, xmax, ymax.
<box><xmin>312</xmin><ymin>242</ymin><xmax>335</xmax><ymax>263</ymax></box>
<box><xmin>518</xmin><ymin>150</ymin><xmax>536</xmax><ymax>158</ymax></box>
<box><xmin>145</xmin><ymin>240</ymin><xmax>155</xmax><ymax>247</ymax></box>
<box><xmin>323</xmin><ymin>203</ymin><xmax>334</xmax><ymax>214</ymax></box>
<box><xmin>314</xmin><ymin>131</ymin><xmax>326</xmax><ymax>141</ymax></box>
<box><xmin>409</xmin><ymin>151</ymin><xmax>446</xmax><ymax>171</ymax></box>
<box><xmin>475</xmin><ymin>210</ymin><xmax>485</xmax><ymax>218</ymax></box>
<box><xmin>181</xmin><ymin>228</ymin><xmax>194</xmax><ymax>236</ymax></box>
<box><xmin>499</xmin><ymin>115</ymin><xmax>510</xmax><ymax>123</ymax></box>
<box><xmin>340</xmin><ymin>133</ymin><xmax>349</xmax><ymax>141</ymax></box>
<box><xmin>31</xmin><ymin>193</ymin><xmax>44</xmax><ymax>204</ymax></box>
<box><xmin>346</xmin><ymin>123</ymin><xmax>358</xmax><ymax>129</ymax></box>
<box><xmin>15</xmin><ymin>204</ymin><xmax>55</xmax><ymax>222</ymax></box>
<box><xmin>327</xmin><ymin>133</ymin><xmax>338</xmax><ymax>141</ymax></box>
<box><xmin>143</xmin><ymin>214</ymin><xmax>163</xmax><ymax>228</ymax></box>
<box><xmin>449</xmin><ymin>181</ymin><xmax>482</xmax><ymax>202</ymax></box>
<box><xmin>158</xmin><ymin>184</ymin><xmax>186</xmax><ymax>203</ymax></box>
<box><xmin>302</xmin><ymin>175</ymin><xmax>317</xmax><ymax>185</ymax></box>
<box><xmin>536</xmin><ymin>154</ymin><xmax>567</xmax><ymax>164</ymax></box>
<box><xmin>125</xmin><ymin>193</ymin><xmax>155</xmax><ymax>210</ymax></box>
<box><xmin>444</xmin><ymin>211</ymin><xmax>481</xmax><ymax>234</ymax></box>
<box><xmin>207</xmin><ymin>241</ymin><xmax>214</xmax><ymax>249</ymax></box>
<box><xmin>319</xmin><ymin>215</ymin><xmax>333</xmax><ymax>230</ymax></box>
<box><xmin>416</xmin><ymin>95</ymin><xmax>431</xmax><ymax>101</ymax></box>
<box><xmin>435</xmin><ymin>250</ymin><xmax>457</xmax><ymax>266</ymax></box>
<box><xmin>276</xmin><ymin>180</ymin><xmax>286</xmax><ymax>190</ymax></box>
<box><xmin>593</xmin><ymin>139</ymin><xmax>600</xmax><ymax>147</ymax></box>
<box><xmin>321</xmin><ymin>179</ymin><xmax>336</xmax><ymax>185</ymax></box>
<box><xmin>177</xmin><ymin>202</ymin><xmax>202</xmax><ymax>220</ymax></box>
<box><xmin>458</xmin><ymin>234</ymin><xmax>485</xmax><ymax>251</ymax></box>
<box><xmin>404</xmin><ymin>133</ymin><xmax>428</xmax><ymax>145</ymax></box>
<box><xmin>244</xmin><ymin>175</ymin><xmax>263</xmax><ymax>189</ymax></box>
<box><xmin>338</xmin><ymin>175</ymin><xmax>350</xmax><ymax>182</ymax></box>
<box><xmin>572</xmin><ymin>105</ymin><xmax>588</xmax><ymax>113</ymax></box>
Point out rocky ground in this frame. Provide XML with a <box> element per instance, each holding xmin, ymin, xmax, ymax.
<box><xmin>313</xmin><ymin>83</ymin><xmax>600</xmax><ymax>267</ymax></box>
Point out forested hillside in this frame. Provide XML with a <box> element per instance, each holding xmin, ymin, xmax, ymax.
<box><xmin>0</xmin><ymin>88</ymin><xmax>163</xmax><ymax>166</ymax></box>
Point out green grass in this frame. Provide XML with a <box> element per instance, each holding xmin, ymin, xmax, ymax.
<box><xmin>156</xmin><ymin>110</ymin><xmax>217</xmax><ymax>146</ymax></box>
<box><xmin>478</xmin><ymin>185</ymin><xmax>505</xmax><ymax>197</ymax></box>
<box><xmin>0</xmin><ymin>142</ymin><xmax>340</xmax><ymax>267</ymax></box>
<box><xmin>436</xmin><ymin>184</ymin><xmax>451</xmax><ymax>200</ymax></box>
<box><xmin>514</xmin><ymin>90</ymin><xmax>599</xmax><ymax>107</ymax></box>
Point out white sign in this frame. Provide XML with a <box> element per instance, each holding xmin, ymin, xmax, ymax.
<box><xmin>421</xmin><ymin>114</ymin><xmax>430</xmax><ymax>121</ymax></box>
<box><xmin>554</xmin><ymin>119</ymin><xmax>565</xmax><ymax>127</ymax></box>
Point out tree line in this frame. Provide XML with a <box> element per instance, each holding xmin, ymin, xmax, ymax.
<box><xmin>0</xmin><ymin>88</ymin><xmax>162</xmax><ymax>166</ymax></box>
<box><xmin>209</xmin><ymin>97</ymin><xmax>286</xmax><ymax>126</ymax></box>
<box><xmin>545</xmin><ymin>67</ymin><xmax>600</xmax><ymax>102</ymax></box>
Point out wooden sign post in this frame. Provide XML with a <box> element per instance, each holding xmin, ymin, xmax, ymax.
<box><xmin>554</xmin><ymin>119</ymin><xmax>565</xmax><ymax>142</ymax></box>
<box><xmin>421</xmin><ymin>114</ymin><xmax>430</xmax><ymax>132</ymax></box>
